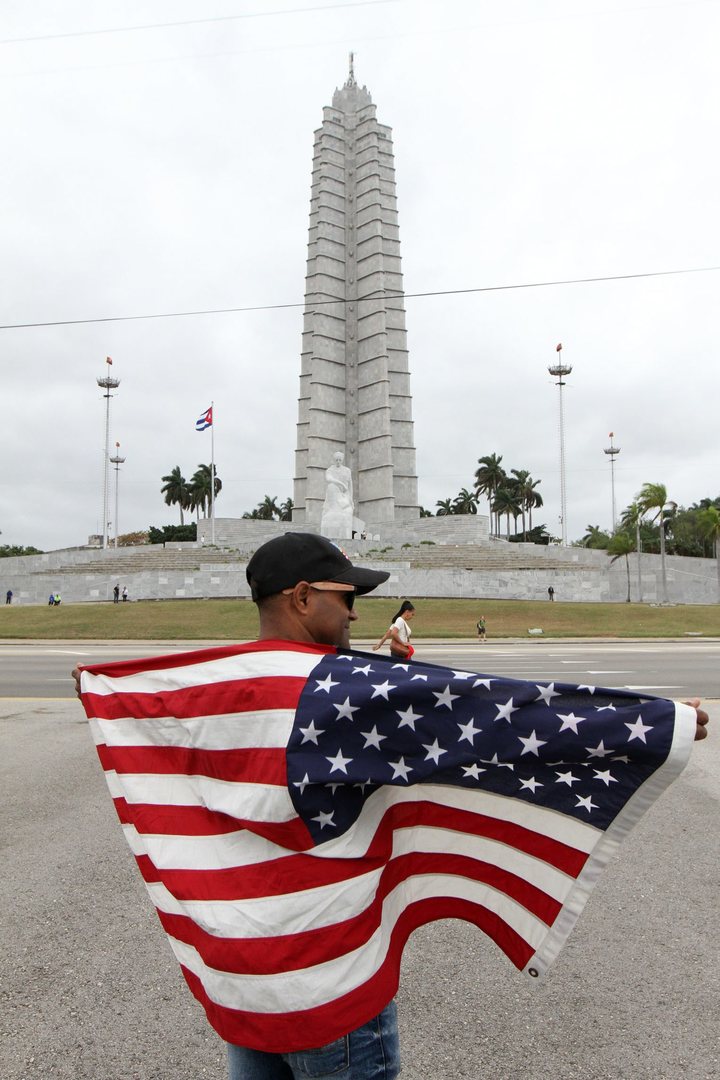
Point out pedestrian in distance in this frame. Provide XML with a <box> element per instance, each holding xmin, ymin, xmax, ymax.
<box><xmin>476</xmin><ymin>615</ymin><xmax>486</xmax><ymax>642</ymax></box>
<box><xmin>53</xmin><ymin>592</ymin><xmax>61</xmax><ymax>606</ymax></box>
<box><xmin>122</xmin><ymin>586</ymin><xmax>128</xmax><ymax>602</ymax></box>
<box><xmin>113</xmin><ymin>584</ymin><xmax>120</xmax><ymax>604</ymax></box>
<box><xmin>48</xmin><ymin>593</ymin><xmax>55</xmax><ymax>606</ymax></box>
<box><xmin>373</xmin><ymin>599</ymin><xmax>416</xmax><ymax>659</ymax></box>
<box><xmin>5</xmin><ymin>589</ymin><xmax>12</xmax><ymax>605</ymax></box>
<box><xmin>548</xmin><ymin>585</ymin><xmax>555</xmax><ymax>601</ymax></box>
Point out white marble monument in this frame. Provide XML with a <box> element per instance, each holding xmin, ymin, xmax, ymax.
<box><xmin>320</xmin><ymin>451</ymin><xmax>354</xmax><ymax>539</ymax></box>
<box><xmin>293</xmin><ymin>58</ymin><xmax>420</xmax><ymax>533</ymax></box>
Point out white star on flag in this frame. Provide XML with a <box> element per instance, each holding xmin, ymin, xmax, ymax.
<box><xmin>457</xmin><ymin>717</ymin><xmax>482</xmax><ymax>744</ymax></box>
<box><xmin>312</xmin><ymin>810</ymin><xmax>336</xmax><ymax>829</ymax></box>
<box><xmin>452</xmin><ymin>670</ymin><xmax>476</xmax><ymax>680</ymax></box>
<box><xmin>325</xmin><ymin>750</ymin><xmax>353</xmax><ymax>774</ymax></box>
<box><xmin>293</xmin><ymin>773</ymin><xmax>311</xmax><ymax>794</ymax></box>
<box><xmin>625</xmin><ymin>715</ymin><xmax>653</xmax><ymax>743</ymax></box>
<box><xmin>334</xmin><ymin>697</ymin><xmax>360</xmax><ymax>720</ymax></box>
<box><xmin>361</xmin><ymin>726</ymin><xmax>386</xmax><ymax>750</ymax></box>
<box><xmin>586</xmin><ymin>739</ymin><xmax>613</xmax><ymax>758</ymax></box>
<box><xmin>422</xmin><ymin>739</ymin><xmax>447</xmax><ymax>764</ymax></box>
<box><xmin>352</xmin><ymin>664</ymin><xmax>373</xmax><ymax>676</ymax></box>
<box><xmin>371</xmin><ymin>680</ymin><xmax>395</xmax><ymax>701</ymax></box>
<box><xmin>461</xmin><ymin>763</ymin><xmax>486</xmax><ymax>779</ymax></box>
<box><xmin>593</xmin><ymin>770</ymin><xmax>618</xmax><ymax>786</ymax></box>
<box><xmin>433</xmin><ymin>685</ymin><xmax>460</xmax><ymax>710</ymax></box>
<box><xmin>576</xmin><ymin>795</ymin><xmax>598</xmax><ymax>813</ymax></box>
<box><xmin>494</xmin><ymin>698</ymin><xmax>519</xmax><ymax>723</ymax></box>
<box><xmin>557</xmin><ymin>711</ymin><xmax>584</xmax><ymax>734</ymax></box>
<box><xmin>314</xmin><ymin>673</ymin><xmax>339</xmax><ymax>694</ymax></box>
<box><xmin>518</xmin><ymin>730</ymin><xmax>547</xmax><ymax>756</ymax></box>
<box><xmin>555</xmin><ymin>770</ymin><xmax>580</xmax><ymax>786</ymax></box>
<box><xmin>535</xmin><ymin>683</ymin><xmax>561</xmax><ymax>705</ymax></box>
<box><xmin>388</xmin><ymin>756</ymin><xmax>413</xmax><ymax>781</ymax></box>
<box><xmin>299</xmin><ymin>720</ymin><xmax>324</xmax><ymax>744</ymax></box>
<box><xmin>519</xmin><ymin>777</ymin><xmax>543</xmax><ymax>793</ymax></box>
<box><xmin>396</xmin><ymin>705</ymin><xmax>423</xmax><ymax>730</ymax></box>
<box><xmin>473</xmin><ymin>678</ymin><xmax>493</xmax><ymax>690</ymax></box>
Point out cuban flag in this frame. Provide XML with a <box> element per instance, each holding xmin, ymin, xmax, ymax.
<box><xmin>195</xmin><ymin>406</ymin><xmax>212</xmax><ymax>432</ymax></box>
<box><xmin>79</xmin><ymin>642</ymin><xmax>695</xmax><ymax>1053</ymax></box>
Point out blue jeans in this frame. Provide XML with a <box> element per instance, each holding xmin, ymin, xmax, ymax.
<box><xmin>227</xmin><ymin>1001</ymin><xmax>400</xmax><ymax>1079</ymax></box>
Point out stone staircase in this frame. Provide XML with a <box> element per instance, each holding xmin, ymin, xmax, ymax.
<box><xmin>365</xmin><ymin>542</ymin><xmax>602</xmax><ymax>573</ymax></box>
<box><xmin>48</xmin><ymin>547</ymin><xmax>252</xmax><ymax>575</ymax></box>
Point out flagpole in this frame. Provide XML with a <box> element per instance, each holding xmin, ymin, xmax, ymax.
<box><xmin>210</xmin><ymin>400</ymin><xmax>215</xmax><ymax>545</ymax></box>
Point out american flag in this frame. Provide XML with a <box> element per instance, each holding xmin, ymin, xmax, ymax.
<box><xmin>80</xmin><ymin>640</ymin><xmax>695</xmax><ymax>1053</ymax></box>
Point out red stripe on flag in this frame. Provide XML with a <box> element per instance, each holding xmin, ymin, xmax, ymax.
<box><xmin>86</xmin><ymin>674</ymin><xmax>307</xmax><ymax>720</ymax></box>
<box><xmin>81</xmin><ymin>639</ymin><xmax>334</xmax><ymax>680</ymax></box>
<box><xmin>181</xmin><ymin>896</ymin><xmax>534</xmax><ymax>1053</ymax></box>
<box><xmin>98</xmin><ymin>744</ymin><xmax>287</xmax><ymax>785</ymax></box>
<box><xmin>130</xmin><ymin>800</ymin><xmax>585</xmax><ymax>901</ymax></box>
<box><xmin>156</xmin><ymin>849</ymin><xmax>561</xmax><ymax>975</ymax></box>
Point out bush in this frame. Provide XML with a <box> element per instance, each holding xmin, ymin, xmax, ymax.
<box><xmin>148</xmin><ymin>524</ymin><xmax>197</xmax><ymax>544</ymax></box>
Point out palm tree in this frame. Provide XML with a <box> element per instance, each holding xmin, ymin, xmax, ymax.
<box><xmin>620</xmin><ymin>501</ymin><xmax>645</xmax><ymax>603</ymax></box>
<box><xmin>161</xmin><ymin>466</ymin><xmax>190</xmax><ymax>525</ymax></box>
<box><xmin>697</xmin><ymin>505</ymin><xmax>720</xmax><ymax>600</ymax></box>
<box><xmin>189</xmin><ymin>464</ymin><xmax>223</xmax><ymax>518</ymax></box>
<box><xmin>492</xmin><ymin>486</ymin><xmax>521</xmax><ymax>538</ymax></box>
<box><xmin>637</xmin><ymin>483</ymin><xmax>676</xmax><ymax>604</ymax></box>
<box><xmin>435</xmin><ymin>498</ymin><xmax>455</xmax><ymax>517</ymax></box>
<box><xmin>607</xmin><ymin>531</ymin><xmax>636</xmax><ymax>602</ymax></box>
<box><xmin>279</xmin><ymin>497</ymin><xmax>294</xmax><ymax>522</ymax></box>
<box><xmin>453</xmin><ymin>488</ymin><xmax>479</xmax><ymax>515</ymax></box>
<box><xmin>580</xmin><ymin>524</ymin><xmax>610</xmax><ymax>550</ymax></box>
<box><xmin>474</xmin><ymin>454</ymin><xmax>506</xmax><ymax>535</ymax></box>
<box><xmin>510</xmin><ymin>469</ymin><xmax>542</xmax><ymax>539</ymax></box>
<box><xmin>257</xmin><ymin>495</ymin><xmax>281</xmax><ymax>521</ymax></box>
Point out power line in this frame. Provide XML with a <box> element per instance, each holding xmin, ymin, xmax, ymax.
<box><xmin>0</xmin><ymin>265</ymin><xmax>717</xmax><ymax>332</ymax></box>
<box><xmin>0</xmin><ymin>1</ymin><xmax>396</xmax><ymax>46</ymax></box>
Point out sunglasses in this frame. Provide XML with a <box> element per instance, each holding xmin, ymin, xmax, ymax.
<box><xmin>310</xmin><ymin>582</ymin><xmax>356</xmax><ymax>610</ymax></box>
<box><xmin>281</xmin><ymin>581</ymin><xmax>356</xmax><ymax>610</ymax></box>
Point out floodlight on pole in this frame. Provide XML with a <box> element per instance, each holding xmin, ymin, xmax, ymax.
<box><xmin>603</xmin><ymin>432</ymin><xmax>621</xmax><ymax>531</ymax></box>
<box><xmin>97</xmin><ymin>357</ymin><xmax>120</xmax><ymax>550</ymax></box>
<box><xmin>109</xmin><ymin>441</ymin><xmax>126</xmax><ymax>549</ymax></box>
<box><xmin>548</xmin><ymin>342</ymin><xmax>572</xmax><ymax>545</ymax></box>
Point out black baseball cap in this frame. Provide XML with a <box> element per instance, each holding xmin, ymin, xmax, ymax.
<box><xmin>246</xmin><ymin>532</ymin><xmax>389</xmax><ymax>602</ymax></box>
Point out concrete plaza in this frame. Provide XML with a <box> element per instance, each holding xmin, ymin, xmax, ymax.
<box><xmin>1</xmin><ymin>696</ymin><xmax>717</xmax><ymax>1080</ymax></box>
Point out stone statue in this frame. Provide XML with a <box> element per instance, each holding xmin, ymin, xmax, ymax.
<box><xmin>320</xmin><ymin>451</ymin><xmax>354</xmax><ymax>539</ymax></box>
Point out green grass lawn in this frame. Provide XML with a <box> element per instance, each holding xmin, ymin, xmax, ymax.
<box><xmin>1</xmin><ymin>597</ymin><xmax>718</xmax><ymax>640</ymax></box>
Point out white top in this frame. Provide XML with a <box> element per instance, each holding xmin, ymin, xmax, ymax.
<box><xmin>392</xmin><ymin>616</ymin><xmax>412</xmax><ymax>645</ymax></box>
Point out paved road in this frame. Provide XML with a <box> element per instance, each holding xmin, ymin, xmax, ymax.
<box><xmin>1</xmin><ymin>694</ymin><xmax>717</xmax><ymax>1080</ymax></box>
<box><xmin>2</xmin><ymin>638</ymin><xmax>719</xmax><ymax>699</ymax></box>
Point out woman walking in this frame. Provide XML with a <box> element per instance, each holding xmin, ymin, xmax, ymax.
<box><xmin>374</xmin><ymin>600</ymin><xmax>416</xmax><ymax>660</ymax></box>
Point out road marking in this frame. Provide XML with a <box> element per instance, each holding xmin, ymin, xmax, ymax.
<box><xmin>624</xmin><ymin>684</ymin><xmax>682</xmax><ymax>690</ymax></box>
<box><xmin>587</xmin><ymin>670</ymin><xmax>633</xmax><ymax>674</ymax></box>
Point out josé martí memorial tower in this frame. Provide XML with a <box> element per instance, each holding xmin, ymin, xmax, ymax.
<box><xmin>292</xmin><ymin>59</ymin><xmax>420</xmax><ymax>533</ymax></box>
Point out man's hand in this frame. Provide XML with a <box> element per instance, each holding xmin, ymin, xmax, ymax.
<box><xmin>72</xmin><ymin>666</ymin><xmax>83</xmax><ymax>700</ymax></box>
<box><xmin>684</xmin><ymin>698</ymin><xmax>709</xmax><ymax>741</ymax></box>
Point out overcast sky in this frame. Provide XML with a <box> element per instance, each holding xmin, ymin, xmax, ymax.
<box><xmin>1</xmin><ymin>0</ymin><xmax>718</xmax><ymax>552</ymax></box>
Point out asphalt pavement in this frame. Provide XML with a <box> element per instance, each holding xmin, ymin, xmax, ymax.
<box><xmin>1</xmin><ymin>669</ymin><xmax>718</xmax><ymax>1079</ymax></box>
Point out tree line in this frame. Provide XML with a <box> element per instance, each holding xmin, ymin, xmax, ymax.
<box><xmin>160</xmin><ymin>465</ymin><xmax>222</xmax><ymax>524</ymax></box>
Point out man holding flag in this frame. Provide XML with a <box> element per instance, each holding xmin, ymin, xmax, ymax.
<box><xmin>75</xmin><ymin>533</ymin><xmax>708</xmax><ymax>1080</ymax></box>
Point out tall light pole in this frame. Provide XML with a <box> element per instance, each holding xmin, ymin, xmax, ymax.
<box><xmin>97</xmin><ymin>357</ymin><xmax>120</xmax><ymax>550</ymax></box>
<box><xmin>548</xmin><ymin>342</ymin><xmax>572</xmax><ymax>545</ymax></box>
<box><xmin>603</xmin><ymin>432</ymin><xmax>621</xmax><ymax>532</ymax></box>
<box><xmin>109</xmin><ymin>441</ymin><xmax>126</xmax><ymax>548</ymax></box>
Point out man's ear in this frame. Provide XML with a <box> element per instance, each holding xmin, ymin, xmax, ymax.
<box><xmin>288</xmin><ymin>581</ymin><xmax>312</xmax><ymax>615</ymax></box>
